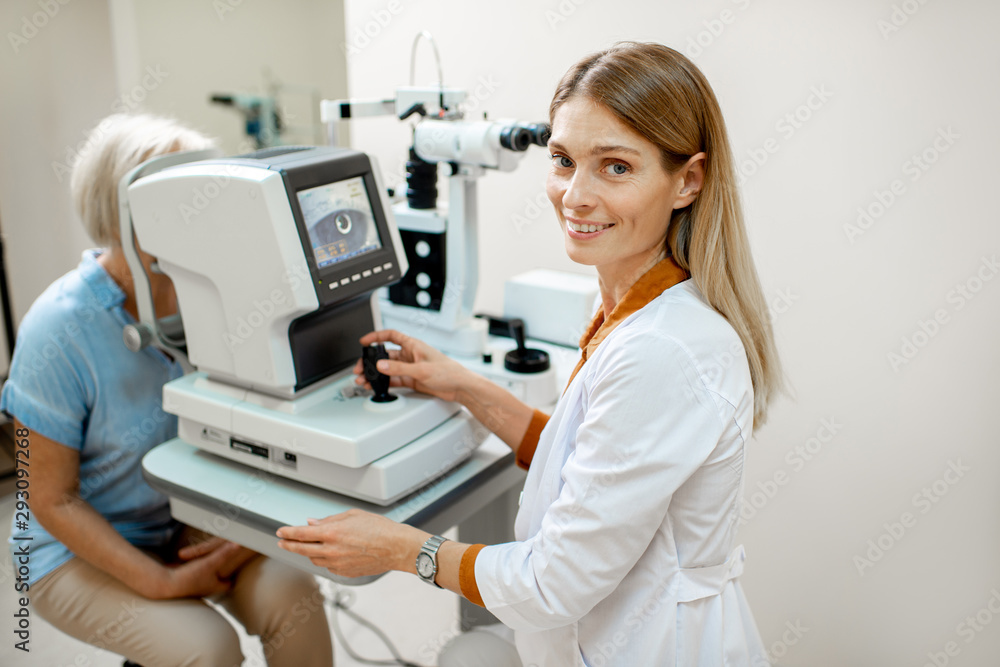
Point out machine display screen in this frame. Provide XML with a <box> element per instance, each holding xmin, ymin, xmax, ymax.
<box><xmin>297</xmin><ymin>176</ymin><xmax>383</xmax><ymax>269</ymax></box>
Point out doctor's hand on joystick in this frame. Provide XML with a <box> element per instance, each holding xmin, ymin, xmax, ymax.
<box><xmin>353</xmin><ymin>330</ymin><xmax>473</xmax><ymax>404</ymax></box>
<box><xmin>362</xmin><ymin>343</ymin><xmax>397</xmax><ymax>403</ymax></box>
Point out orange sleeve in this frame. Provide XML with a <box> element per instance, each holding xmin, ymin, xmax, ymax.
<box><xmin>459</xmin><ymin>543</ymin><xmax>487</xmax><ymax>607</ymax></box>
<box><xmin>515</xmin><ymin>409</ymin><xmax>550</xmax><ymax>470</ymax></box>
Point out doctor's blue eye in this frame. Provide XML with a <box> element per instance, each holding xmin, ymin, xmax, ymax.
<box><xmin>605</xmin><ymin>162</ymin><xmax>629</xmax><ymax>175</ymax></box>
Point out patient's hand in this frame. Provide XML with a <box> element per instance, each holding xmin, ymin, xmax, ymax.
<box><xmin>147</xmin><ymin>541</ymin><xmax>242</xmax><ymax>599</ymax></box>
<box><xmin>178</xmin><ymin>536</ymin><xmax>257</xmax><ymax>579</ymax></box>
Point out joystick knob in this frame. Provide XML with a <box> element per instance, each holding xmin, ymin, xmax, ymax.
<box><xmin>504</xmin><ymin>319</ymin><xmax>550</xmax><ymax>374</ymax></box>
<box><xmin>362</xmin><ymin>343</ymin><xmax>398</xmax><ymax>403</ymax></box>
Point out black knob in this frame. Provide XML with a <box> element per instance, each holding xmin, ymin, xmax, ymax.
<box><xmin>504</xmin><ymin>319</ymin><xmax>550</xmax><ymax>374</ymax></box>
<box><xmin>362</xmin><ymin>343</ymin><xmax>397</xmax><ymax>403</ymax></box>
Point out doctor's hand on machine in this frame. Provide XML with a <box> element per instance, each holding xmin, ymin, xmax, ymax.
<box><xmin>347</xmin><ymin>330</ymin><xmax>543</xmax><ymax>447</ymax></box>
<box><xmin>354</xmin><ymin>330</ymin><xmax>466</xmax><ymax>403</ymax></box>
<box><xmin>276</xmin><ymin>328</ymin><xmax>538</xmax><ymax>586</ymax></box>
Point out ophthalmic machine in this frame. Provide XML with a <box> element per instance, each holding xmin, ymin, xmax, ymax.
<box><xmin>121</xmin><ymin>36</ymin><xmax>553</xmax><ymax>512</ymax></box>
<box><xmin>120</xmin><ymin>146</ymin><xmax>488</xmax><ymax>505</ymax></box>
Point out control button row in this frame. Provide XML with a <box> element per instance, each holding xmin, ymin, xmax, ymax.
<box><xmin>326</xmin><ymin>262</ymin><xmax>394</xmax><ymax>290</ymax></box>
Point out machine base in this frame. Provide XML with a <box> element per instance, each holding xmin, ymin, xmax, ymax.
<box><xmin>165</xmin><ymin>371</ymin><xmax>466</xmax><ymax>468</ymax></box>
<box><xmin>179</xmin><ymin>410</ymin><xmax>486</xmax><ymax>505</ymax></box>
<box><xmin>163</xmin><ymin>371</ymin><xmax>488</xmax><ymax>504</ymax></box>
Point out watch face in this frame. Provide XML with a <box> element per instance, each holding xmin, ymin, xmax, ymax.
<box><xmin>416</xmin><ymin>552</ymin><xmax>434</xmax><ymax>579</ymax></box>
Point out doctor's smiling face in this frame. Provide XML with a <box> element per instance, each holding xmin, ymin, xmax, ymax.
<box><xmin>546</xmin><ymin>96</ymin><xmax>704</xmax><ymax>291</ymax></box>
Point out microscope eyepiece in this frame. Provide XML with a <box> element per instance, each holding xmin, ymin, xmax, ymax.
<box><xmin>523</xmin><ymin>122</ymin><xmax>551</xmax><ymax>147</ymax></box>
<box><xmin>499</xmin><ymin>125</ymin><xmax>532</xmax><ymax>152</ymax></box>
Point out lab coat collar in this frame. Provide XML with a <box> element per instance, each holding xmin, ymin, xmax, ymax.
<box><xmin>566</xmin><ymin>256</ymin><xmax>689</xmax><ymax>389</ymax></box>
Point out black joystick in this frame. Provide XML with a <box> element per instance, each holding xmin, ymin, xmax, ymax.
<box><xmin>504</xmin><ymin>319</ymin><xmax>550</xmax><ymax>374</ymax></box>
<box><xmin>362</xmin><ymin>343</ymin><xmax>397</xmax><ymax>403</ymax></box>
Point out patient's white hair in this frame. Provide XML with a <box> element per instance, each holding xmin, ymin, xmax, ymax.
<box><xmin>70</xmin><ymin>113</ymin><xmax>214</xmax><ymax>247</ymax></box>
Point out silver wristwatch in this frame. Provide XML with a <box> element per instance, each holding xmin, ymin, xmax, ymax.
<box><xmin>415</xmin><ymin>535</ymin><xmax>448</xmax><ymax>587</ymax></box>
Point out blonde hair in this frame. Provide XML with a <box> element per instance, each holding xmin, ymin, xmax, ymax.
<box><xmin>70</xmin><ymin>113</ymin><xmax>214</xmax><ymax>247</ymax></box>
<box><xmin>551</xmin><ymin>42</ymin><xmax>782</xmax><ymax>427</ymax></box>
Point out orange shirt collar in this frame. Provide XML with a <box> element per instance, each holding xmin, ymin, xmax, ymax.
<box><xmin>567</xmin><ymin>256</ymin><xmax>690</xmax><ymax>389</ymax></box>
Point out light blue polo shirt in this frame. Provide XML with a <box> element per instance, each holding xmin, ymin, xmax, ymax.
<box><xmin>2</xmin><ymin>249</ymin><xmax>184</xmax><ymax>582</ymax></box>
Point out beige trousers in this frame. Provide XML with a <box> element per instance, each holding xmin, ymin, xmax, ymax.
<box><xmin>31</xmin><ymin>546</ymin><xmax>333</xmax><ymax>667</ymax></box>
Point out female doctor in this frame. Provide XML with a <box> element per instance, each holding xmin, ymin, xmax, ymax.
<box><xmin>277</xmin><ymin>42</ymin><xmax>782</xmax><ymax>666</ymax></box>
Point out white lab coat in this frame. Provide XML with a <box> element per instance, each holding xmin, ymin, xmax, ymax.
<box><xmin>476</xmin><ymin>280</ymin><xmax>769</xmax><ymax>666</ymax></box>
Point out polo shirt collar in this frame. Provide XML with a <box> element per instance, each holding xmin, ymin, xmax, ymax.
<box><xmin>78</xmin><ymin>249</ymin><xmax>126</xmax><ymax>310</ymax></box>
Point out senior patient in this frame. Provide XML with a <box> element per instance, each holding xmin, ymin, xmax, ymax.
<box><xmin>2</xmin><ymin>113</ymin><xmax>333</xmax><ymax>667</ymax></box>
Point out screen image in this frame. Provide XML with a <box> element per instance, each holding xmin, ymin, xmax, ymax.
<box><xmin>297</xmin><ymin>176</ymin><xmax>382</xmax><ymax>270</ymax></box>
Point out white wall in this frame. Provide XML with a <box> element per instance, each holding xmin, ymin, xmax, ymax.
<box><xmin>343</xmin><ymin>1</ymin><xmax>1000</xmax><ymax>664</ymax></box>
<box><xmin>0</xmin><ymin>0</ymin><xmax>119</xmax><ymax>375</ymax></box>
<box><xmin>115</xmin><ymin>0</ymin><xmax>348</xmax><ymax>155</ymax></box>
